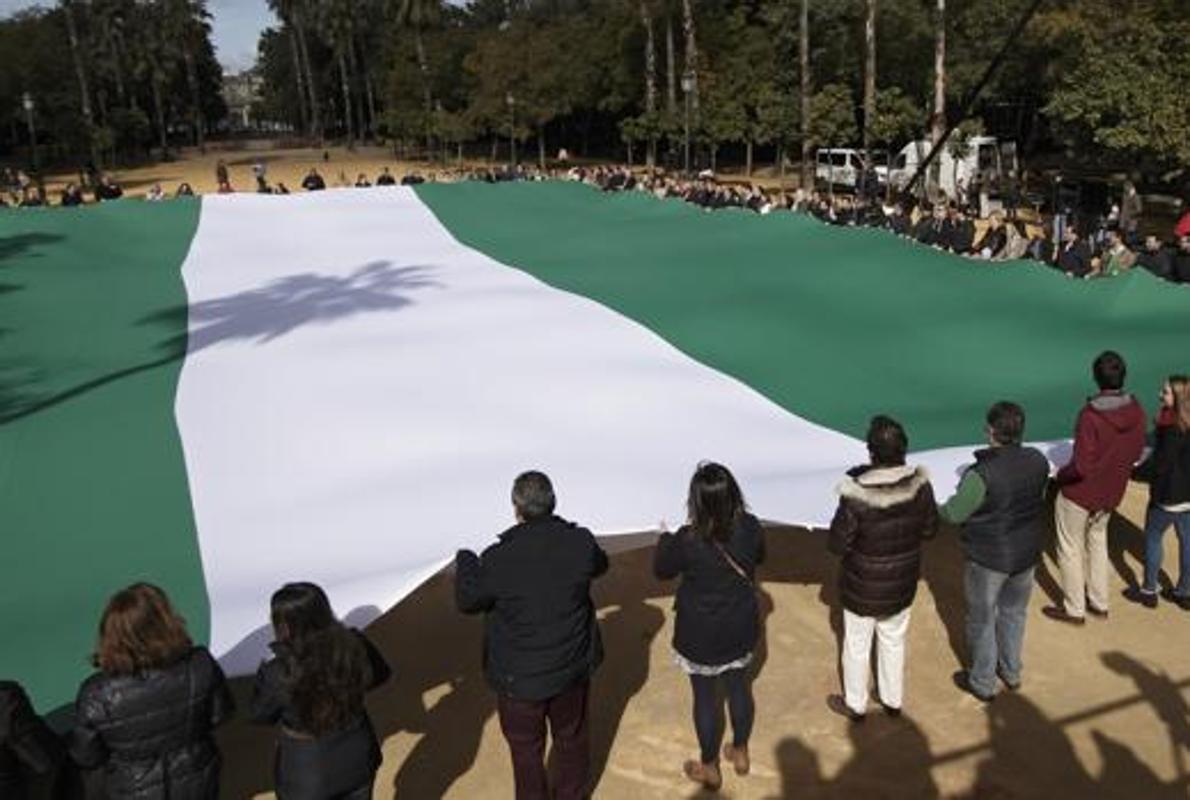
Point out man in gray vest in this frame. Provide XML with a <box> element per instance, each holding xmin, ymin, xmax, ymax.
<box><xmin>940</xmin><ymin>402</ymin><xmax>1051</xmax><ymax>701</ymax></box>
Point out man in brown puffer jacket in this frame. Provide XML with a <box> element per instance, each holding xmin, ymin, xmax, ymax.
<box><xmin>827</xmin><ymin>416</ymin><xmax>939</xmax><ymax>721</ymax></box>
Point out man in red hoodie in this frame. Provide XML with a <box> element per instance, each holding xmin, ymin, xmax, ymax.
<box><xmin>1046</xmin><ymin>351</ymin><xmax>1147</xmax><ymax>624</ymax></box>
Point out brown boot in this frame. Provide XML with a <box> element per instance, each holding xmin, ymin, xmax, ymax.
<box><xmin>683</xmin><ymin>759</ymin><xmax>723</xmax><ymax>791</ymax></box>
<box><xmin>723</xmin><ymin>743</ymin><xmax>750</xmax><ymax>776</ymax></box>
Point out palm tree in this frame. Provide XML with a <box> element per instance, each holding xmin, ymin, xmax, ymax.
<box><xmin>799</xmin><ymin>0</ymin><xmax>811</xmax><ymax>190</ymax></box>
<box><xmin>862</xmin><ymin>0</ymin><xmax>876</xmax><ymax>159</ymax></box>
<box><xmin>164</xmin><ymin>0</ymin><xmax>210</xmax><ymax>152</ymax></box>
<box><xmin>60</xmin><ymin>0</ymin><xmax>101</xmax><ymax>169</ymax></box>
<box><xmin>931</xmin><ymin>0</ymin><xmax>945</xmax><ymax>147</ymax></box>
<box><xmin>680</xmin><ymin>0</ymin><xmax>698</xmax><ymax>113</ymax></box>
<box><xmin>393</xmin><ymin>0</ymin><xmax>441</xmax><ymax>158</ymax></box>
<box><xmin>269</xmin><ymin>0</ymin><xmax>322</xmax><ymax>140</ymax></box>
<box><xmin>318</xmin><ymin>0</ymin><xmax>357</xmax><ymax>150</ymax></box>
<box><xmin>640</xmin><ymin>0</ymin><xmax>658</xmax><ymax>167</ymax></box>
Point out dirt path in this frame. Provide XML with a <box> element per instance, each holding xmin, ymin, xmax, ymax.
<box><xmin>217</xmin><ymin>483</ymin><xmax>1189</xmax><ymax>799</ymax></box>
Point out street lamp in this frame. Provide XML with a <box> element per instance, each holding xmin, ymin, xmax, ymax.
<box><xmin>21</xmin><ymin>91</ymin><xmax>38</xmax><ymax>175</ymax></box>
<box><xmin>680</xmin><ymin>71</ymin><xmax>694</xmax><ymax>176</ymax></box>
<box><xmin>505</xmin><ymin>91</ymin><xmax>517</xmax><ymax>168</ymax></box>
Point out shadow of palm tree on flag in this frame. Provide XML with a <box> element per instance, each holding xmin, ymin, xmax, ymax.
<box><xmin>0</xmin><ymin>261</ymin><xmax>441</xmax><ymax>425</ymax></box>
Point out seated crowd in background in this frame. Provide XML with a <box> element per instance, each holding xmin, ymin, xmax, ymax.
<box><xmin>3</xmin><ymin>350</ymin><xmax>1187</xmax><ymax>799</ymax></box>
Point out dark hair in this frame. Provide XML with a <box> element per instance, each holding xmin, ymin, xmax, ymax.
<box><xmin>270</xmin><ymin>582</ymin><xmax>371</xmax><ymax>736</ymax></box>
<box><xmin>1093</xmin><ymin>351</ymin><xmax>1127</xmax><ymax>391</ymax></box>
<box><xmin>512</xmin><ymin>471</ymin><xmax>556</xmax><ymax>520</ymax></box>
<box><xmin>866</xmin><ymin>415</ymin><xmax>908</xmax><ymax>467</ymax></box>
<box><xmin>687</xmin><ymin>462</ymin><xmax>746</xmax><ymax>543</ymax></box>
<box><xmin>987</xmin><ymin>401</ymin><xmax>1026</xmax><ymax>446</ymax></box>
<box><xmin>94</xmin><ymin>583</ymin><xmax>193</xmax><ymax>675</ymax></box>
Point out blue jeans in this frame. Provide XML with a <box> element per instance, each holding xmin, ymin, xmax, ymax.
<box><xmin>965</xmin><ymin>561</ymin><xmax>1034</xmax><ymax>697</ymax></box>
<box><xmin>1142</xmin><ymin>505</ymin><xmax>1190</xmax><ymax>596</ymax></box>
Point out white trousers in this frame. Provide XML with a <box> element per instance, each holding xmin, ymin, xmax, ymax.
<box><xmin>842</xmin><ymin>606</ymin><xmax>912</xmax><ymax>714</ymax></box>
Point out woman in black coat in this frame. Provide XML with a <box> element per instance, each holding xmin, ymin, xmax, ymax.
<box><xmin>250</xmin><ymin>582</ymin><xmax>392</xmax><ymax>800</ymax></box>
<box><xmin>69</xmin><ymin>583</ymin><xmax>233</xmax><ymax>800</ymax></box>
<box><xmin>1</xmin><ymin>681</ymin><xmax>62</xmax><ymax>799</ymax></box>
<box><xmin>1127</xmin><ymin>376</ymin><xmax>1190</xmax><ymax>609</ymax></box>
<box><xmin>654</xmin><ymin>462</ymin><xmax>765</xmax><ymax>791</ymax></box>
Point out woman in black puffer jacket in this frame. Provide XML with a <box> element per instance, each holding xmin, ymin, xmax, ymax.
<box><xmin>249</xmin><ymin>582</ymin><xmax>391</xmax><ymax>800</ymax></box>
<box><xmin>654</xmin><ymin>462</ymin><xmax>765</xmax><ymax>792</ymax></box>
<box><xmin>69</xmin><ymin>583</ymin><xmax>233</xmax><ymax>800</ymax></box>
<box><xmin>827</xmin><ymin>416</ymin><xmax>938</xmax><ymax>721</ymax></box>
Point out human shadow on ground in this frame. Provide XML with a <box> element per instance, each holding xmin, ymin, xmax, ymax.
<box><xmin>1102</xmin><ymin>650</ymin><xmax>1189</xmax><ymax>784</ymax></box>
<box><xmin>771</xmin><ymin>688</ymin><xmax>1185</xmax><ymax>800</ymax></box>
<box><xmin>0</xmin><ymin>261</ymin><xmax>440</xmax><ymax>426</ymax></box>
<box><xmin>770</xmin><ymin>713</ymin><xmax>940</xmax><ymax>799</ymax></box>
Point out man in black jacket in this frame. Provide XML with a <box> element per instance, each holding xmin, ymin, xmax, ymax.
<box><xmin>456</xmin><ymin>471</ymin><xmax>609</xmax><ymax>800</ymax></box>
<box><xmin>940</xmin><ymin>402</ymin><xmax>1050</xmax><ymax>702</ymax></box>
<box><xmin>1</xmin><ymin>682</ymin><xmax>62</xmax><ymax>799</ymax></box>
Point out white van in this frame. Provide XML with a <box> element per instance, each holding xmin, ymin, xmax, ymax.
<box><xmin>815</xmin><ymin>149</ymin><xmax>865</xmax><ymax>189</ymax></box>
<box><xmin>887</xmin><ymin>136</ymin><xmax>1018</xmax><ymax>207</ymax></box>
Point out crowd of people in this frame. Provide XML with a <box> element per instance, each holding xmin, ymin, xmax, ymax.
<box><xmin>2</xmin><ymin>351</ymin><xmax>1187</xmax><ymax>799</ymax></box>
<box><xmin>5</xmin><ymin>159</ymin><xmax>1189</xmax><ymax>285</ymax></box>
<box><xmin>573</xmin><ymin>166</ymin><xmax>1190</xmax><ymax>284</ymax></box>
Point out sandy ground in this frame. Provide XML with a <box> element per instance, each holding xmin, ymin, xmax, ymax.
<box><xmin>213</xmin><ymin>483</ymin><xmax>1189</xmax><ymax>799</ymax></box>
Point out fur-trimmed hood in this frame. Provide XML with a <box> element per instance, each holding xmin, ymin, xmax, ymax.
<box><xmin>836</xmin><ymin>464</ymin><xmax>931</xmax><ymax>510</ymax></box>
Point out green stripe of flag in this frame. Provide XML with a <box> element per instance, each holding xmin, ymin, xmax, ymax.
<box><xmin>416</xmin><ymin>181</ymin><xmax>1190</xmax><ymax>448</ymax></box>
<box><xmin>0</xmin><ymin>200</ymin><xmax>207</xmax><ymax>711</ymax></box>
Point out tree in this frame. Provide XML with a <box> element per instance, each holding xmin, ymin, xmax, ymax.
<box><xmin>393</xmin><ymin>0</ymin><xmax>442</xmax><ymax>156</ymax></box>
<box><xmin>862</xmin><ymin>0</ymin><xmax>876</xmax><ymax>158</ymax></box>
<box><xmin>930</xmin><ymin>0</ymin><xmax>945</xmax><ymax>147</ymax></box>
<box><xmin>639</xmin><ymin>0</ymin><xmax>658</xmax><ymax>167</ymax></box>
<box><xmin>60</xmin><ymin>0</ymin><xmax>101</xmax><ymax>168</ymax></box>
<box><xmin>1040</xmin><ymin>1</ymin><xmax>1190</xmax><ymax>168</ymax></box>
<box><xmin>319</xmin><ymin>0</ymin><xmax>358</xmax><ymax>149</ymax></box>
<box><xmin>799</xmin><ymin>0</ymin><xmax>811</xmax><ymax>189</ymax></box>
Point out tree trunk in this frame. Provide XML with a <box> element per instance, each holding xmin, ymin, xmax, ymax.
<box><xmin>288</xmin><ymin>26</ymin><xmax>310</xmax><ymax>135</ymax></box>
<box><xmin>490</xmin><ymin>136</ymin><xmax>498</xmax><ymax>163</ymax></box>
<box><xmin>665</xmin><ymin>13</ymin><xmax>677</xmax><ymax>115</ymax></box>
<box><xmin>681</xmin><ymin>0</ymin><xmax>699</xmax><ymax>113</ymax></box>
<box><xmin>863</xmin><ymin>0</ymin><xmax>876</xmax><ymax>157</ymax></box>
<box><xmin>414</xmin><ymin>27</ymin><xmax>433</xmax><ymax>158</ymax></box>
<box><xmin>799</xmin><ymin>0</ymin><xmax>811</xmax><ymax>191</ymax></box>
<box><xmin>347</xmin><ymin>32</ymin><xmax>366</xmax><ymax>141</ymax></box>
<box><xmin>62</xmin><ymin>0</ymin><xmax>100</xmax><ymax>169</ymax></box>
<box><xmin>150</xmin><ymin>73</ymin><xmax>169</xmax><ymax>161</ymax></box>
<box><xmin>294</xmin><ymin>11</ymin><xmax>322</xmax><ymax>142</ymax></box>
<box><xmin>338</xmin><ymin>52</ymin><xmax>354</xmax><ymax>150</ymax></box>
<box><xmin>109</xmin><ymin>31</ymin><xmax>128</xmax><ymax>107</ymax></box>
<box><xmin>745</xmin><ymin>138</ymin><xmax>753</xmax><ymax>177</ymax></box>
<box><xmin>538</xmin><ymin>126</ymin><xmax>546</xmax><ymax>169</ymax></box>
<box><xmin>931</xmin><ymin>0</ymin><xmax>946</xmax><ymax>147</ymax></box>
<box><xmin>183</xmin><ymin>48</ymin><xmax>205</xmax><ymax>152</ymax></box>
<box><xmin>641</xmin><ymin>0</ymin><xmax>657</xmax><ymax>168</ymax></box>
<box><xmin>364</xmin><ymin>73</ymin><xmax>378</xmax><ymax>138</ymax></box>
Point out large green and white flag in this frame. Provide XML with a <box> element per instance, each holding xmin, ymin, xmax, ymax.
<box><xmin>3</xmin><ymin>183</ymin><xmax>1188</xmax><ymax>710</ymax></box>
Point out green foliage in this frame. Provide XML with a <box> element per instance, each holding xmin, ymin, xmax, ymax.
<box><xmin>807</xmin><ymin>83</ymin><xmax>858</xmax><ymax>148</ymax></box>
<box><xmin>1039</xmin><ymin>1</ymin><xmax>1190</xmax><ymax>167</ymax></box>
<box><xmin>870</xmin><ymin>87</ymin><xmax>921</xmax><ymax>146</ymax></box>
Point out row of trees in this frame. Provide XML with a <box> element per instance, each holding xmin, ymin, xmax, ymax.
<box><xmin>0</xmin><ymin>0</ymin><xmax>224</xmax><ymax>170</ymax></box>
<box><xmin>252</xmin><ymin>0</ymin><xmax>1189</xmax><ymax>179</ymax></box>
<box><xmin>2</xmin><ymin>0</ymin><xmax>1186</xmax><ymax>179</ymax></box>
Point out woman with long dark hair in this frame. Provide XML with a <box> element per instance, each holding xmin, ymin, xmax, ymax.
<box><xmin>653</xmin><ymin>462</ymin><xmax>765</xmax><ymax>791</ymax></box>
<box><xmin>69</xmin><ymin>583</ymin><xmax>233</xmax><ymax>800</ymax></box>
<box><xmin>1127</xmin><ymin>376</ymin><xmax>1190</xmax><ymax>609</ymax></box>
<box><xmin>249</xmin><ymin>582</ymin><xmax>392</xmax><ymax>800</ymax></box>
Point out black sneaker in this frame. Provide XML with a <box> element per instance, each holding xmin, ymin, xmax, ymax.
<box><xmin>996</xmin><ymin>667</ymin><xmax>1021</xmax><ymax>691</ymax></box>
<box><xmin>879</xmin><ymin>701</ymin><xmax>902</xmax><ymax>718</ymax></box>
<box><xmin>1160</xmin><ymin>589</ymin><xmax>1190</xmax><ymax>610</ymax></box>
<box><xmin>1122</xmin><ymin>587</ymin><xmax>1159</xmax><ymax>609</ymax></box>
<box><xmin>952</xmin><ymin>671</ymin><xmax>995</xmax><ymax>703</ymax></box>
<box><xmin>826</xmin><ymin>694</ymin><xmax>866</xmax><ymax>723</ymax></box>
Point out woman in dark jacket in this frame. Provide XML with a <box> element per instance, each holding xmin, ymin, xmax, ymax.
<box><xmin>654</xmin><ymin>462</ymin><xmax>765</xmax><ymax>791</ymax></box>
<box><xmin>1126</xmin><ymin>376</ymin><xmax>1190</xmax><ymax>609</ymax></box>
<box><xmin>1</xmin><ymin>681</ymin><xmax>63</xmax><ymax>799</ymax></box>
<box><xmin>69</xmin><ymin>583</ymin><xmax>233</xmax><ymax>800</ymax></box>
<box><xmin>250</xmin><ymin>582</ymin><xmax>391</xmax><ymax>800</ymax></box>
<box><xmin>827</xmin><ymin>416</ymin><xmax>938</xmax><ymax>720</ymax></box>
